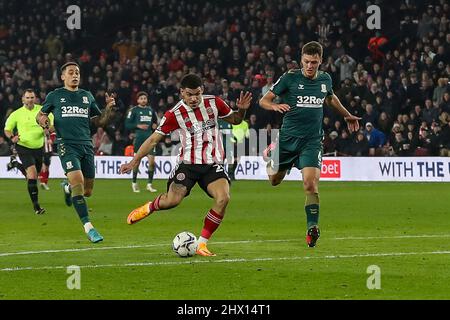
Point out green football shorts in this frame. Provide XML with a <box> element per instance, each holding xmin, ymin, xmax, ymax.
<box><xmin>271</xmin><ymin>132</ymin><xmax>323</xmax><ymax>172</ymax></box>
<box><xmin>57</xmin><ymin>142</ymin><xmax>96</xmax><ymax>178</ymax></box>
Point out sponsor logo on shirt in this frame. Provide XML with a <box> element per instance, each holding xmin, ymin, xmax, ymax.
<box><xmin>61</xmin><ymin>106</ymin><xmax>89</xmax><ymax>118</ymax></box>
<box><xmin>139</xmin><ymin>115</ymin><xmax>153</xmax><ymax>122</ymax></box>
<box><xmin>296</xmin><ymin>96</ymin><xmax>325</xmax><ymax>107</ymax></box>
<box><xmin>188</xmin><ymin>119</ymin><xmax>216</xmax><ymax>134</ymax></box>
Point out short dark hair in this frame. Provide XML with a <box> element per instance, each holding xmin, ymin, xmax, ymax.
<box><xmin>60</xmin><ymin>61</ymin><xmax>80</xmax><ymax>72</ymax></box>
<box><xmin>302</xmin><ymin>41</ymin><xmax>323</xmax><ymax>58</ymax></box>
<box><xmin>136</xmin><ymin>91</ymin><xmax>148</xmax><ymax>99</ymax></box>
<box><xmin>180</xmin><ymin>74</ymin><xmax>202</xmax><ymax>89</ymax></box>
<box><xmin>23</xmin><ymin>88</ymin><xmax>35</xmax><ymax>95</ymax></box>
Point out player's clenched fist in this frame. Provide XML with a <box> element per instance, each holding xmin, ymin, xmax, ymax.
<box><xmin>37</xmin><ymin>113</ymin><xmax>50</xmax><ymax>129</ymax></box>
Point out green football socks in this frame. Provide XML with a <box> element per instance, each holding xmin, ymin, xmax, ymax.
<box><xmin>305</xmin><ymin>193</ymin><xmax>319</xmax><ymax>229</ymax></box>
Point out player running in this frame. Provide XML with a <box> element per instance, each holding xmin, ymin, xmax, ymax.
<box><xmin>125</xmin><ymin>91</ymin><xmax>158</xmax><ymax>193</ymax></box>
<box><xmin>120</xmin><ymin>74</ymin><xmax>252</xmax><ymax>256</ymax></box>
<box><xmin>36</xmin><ymin>62</ymin><xmax>116</xmax><ymax>243</ymax></box>
<box><xmin>4</xmin><ymin>89</ymin><xmax>54</xmax><ymax>214</ymax></box>
<box><xmin>38</xmin><ymin>129</ymin><xmax>55</xmax><ymax>190</ymax></box>
<box><xmin>259</xmin><ymin>41</ymin><xmax>360</xmax><ymax>247</ymax></box>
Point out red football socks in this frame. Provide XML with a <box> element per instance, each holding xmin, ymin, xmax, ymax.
<box><xmin>200</xmin><ymin>209</ymin><xmax>223</xmax><ymax>239</ymax></box>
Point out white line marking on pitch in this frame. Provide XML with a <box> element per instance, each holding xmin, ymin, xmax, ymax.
<box><xmin>0</xmin><ymin>239</ymin><xmax>295</xmax><ymax>258</ymax></box>
<box><xmin>1</xmin><ymin>234</ymin><xmax>450</xmax><ymax>258</ymax></box>
<box><xmin>2</xmin><ymin>250</ymin><xmax>450</xmax><ymax>272</ymax></box>
<box><xmin>333</xmin><ymin>234</ymin><xmax>450</xmax><ymax>240</ymax></box>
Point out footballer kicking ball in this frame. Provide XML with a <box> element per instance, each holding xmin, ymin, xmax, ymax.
<box><xmin>172</xmin><ymin>231</ymin><xmax>197</xmax><ymax>257</ymax></box>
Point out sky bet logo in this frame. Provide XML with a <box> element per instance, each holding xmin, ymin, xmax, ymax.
<box><xmin>321</xmin><ymin>160</ymin><xmax>341</xmax><ymax>178</ymax></box>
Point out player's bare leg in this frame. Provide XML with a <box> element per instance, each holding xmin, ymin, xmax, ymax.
<box><xmin>84</xmin><ymin>178</ymin><xmax>94</xmax><ymax>197</ymax></box>
<box><xmin>146</xmin><ymin>154</ymin><xmax>157</xmax><ymax>192</ymax></box>
<box><xmin>127</xmin><ymin>182</ymin><xmax>187</xmax><ymax>224</ymax></box>
<box><xmin>196</xmin><ymin>178</ymin><xmax>230</xmax><ymax>257</ymax></box>
<box><xmin>302</xmin><ymin>167</ymin><xmax>321</xmax><ymax>247</ymax></box>
<box><xmin>39</xmin><ymin>163</ymin><xmax>50</xmax><ymax>190</ymax></box>
<box><xmin>66</xmin><ymin>170</ymin><xmax>103</xmax><ymax>243</ymax></box>
<box><xmin>265</xmin><ymin>157</ymin><xmax>288</xmax><ymax>186</ymax></box>
<box><xmin>131</xmin><ymin>157</ymin><xmax>140</xmax><ymax>192</ymax></box>
<box><xmin>25</xmin><ymin>165</ymin><xmax>45</xmax><ymax>214</ymax></box>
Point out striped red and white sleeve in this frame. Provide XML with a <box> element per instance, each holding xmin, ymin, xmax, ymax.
<box><xmin>215</xmin><ymin>96</ymin><xmax>233</xmax><ymax>118</ymax></box>
<box><xmin>155</xmin><ymin>110</ymin><xmax>179</xmax><ymax>135</ymax></box>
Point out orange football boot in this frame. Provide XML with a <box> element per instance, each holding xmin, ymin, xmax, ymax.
<box><xmin>127</xmin><ymin>202</ymin><xmax>151</xmax><ymax>225</ymax></box>
<box><xmin>196</xmin><ymin>242</ymin><xmax>216</xmax><ymax>257</ymax></box>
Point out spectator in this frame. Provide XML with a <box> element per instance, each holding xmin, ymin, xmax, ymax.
<box><xmin>422</xmin><ymin>99</ymin><xmax>439</xmax><ymax>125</ymax></box>
<box><xmin>438</xmin><ymin>112</ymin><xmax>450</xmax><ymax>156</ymax></box>
<box><xmin>323</xmin><ymin>131</ymin><xmax>338</xmax><ymax>155</ymax></box>
<box><xmin>378</xmin><ymin>111</ymin><xmax>393</xmax><ymax>136</ymax></box>
<box><xmin>44</xmin><ymin>34</ymin><xmax>64</xmax><ymax>59</ymax></box>
<box><xmin>362</xmin><ymin>103</ymin><xmax>379</xmax><ymax>127</ymax></box>
<box><xmin>334</xmin><ymin>54</ymin><xmax>356</xmax><ymax>82</ymax></box>
<box><xmin>440</xmin><ymin>92</ymin><xmax>450</xmax><ymax>113</ymax></box>
<box><xmin>0</xmin><ymin>136</ymin><xmax>10</xmax><ymax>156</ymax></box>
<box><xmin>367</xmin><ymin>31</ymin><xmax>388</xmax><ymax>63</ymax></box>
<box><xmin>0</xmin><ymin>0</ymin><xmax>448</xmax><ymax>159</ymax></box>
<box><xmin>160</xmin><ymin>135</ymin><xmax>174</xmax><ymax>156</ymax></box>
<box><xmin>417</xmin><ymin>127</ymin><xmax>432</xmax><ymax>156</ymax></box>
<box><xmin>92</xmin><ymin>127</ymin><xmax>112</xmax><ymax>155</ymax></box>
<box><xmin>350</xmin><ymin>131</ymin><xmax>369</xmax><ymax>156</ymax></box>
<box><xmin>364</xmin><ymin>122</ymin><xmax>386</xmax><ymax>156</ymax></box>
<box><xmin>388</xmin><ymin>123</ymin><xmax>403</xmax><ymax>145</ymax></box>
<box><xmin>112</xmin><ymin>130</ymin><xmax>128</xmax><ymax>156</ymax></box>
<box><xmin>432</xmin><ymin>78</ymin><xmax>448</xmax><ymax>106</ymax></box>
<box><xmin>335</xmin><ymin>129</ymin><xmax>353</xmax><ymax>156</ymax></box>
<box><xmin>404</xmin><ymin>131</ymin><xmax>419</xmax><ymax>156</ymax></box>
<box><xmin>429</xmin><ymin>122</ymin><xmax>444</xmax><ymax>156</ymax></box>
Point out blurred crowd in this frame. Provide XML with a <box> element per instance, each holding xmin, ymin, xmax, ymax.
<box><xmin>0</xmin><ymin>0</ymin><xmax>449</xmax><ymax>157</ymax></box>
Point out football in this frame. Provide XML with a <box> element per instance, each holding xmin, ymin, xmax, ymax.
<box><xmin>172</xmin><ymin>231</ymin><xmax>197</xmax><ymax>257</ymax></box>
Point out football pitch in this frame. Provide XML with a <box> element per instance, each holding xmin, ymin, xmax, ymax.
<box><xmin>1</xmin><ymin>179</ymin><xmax>450</xmax><ymax>300</ymax></box>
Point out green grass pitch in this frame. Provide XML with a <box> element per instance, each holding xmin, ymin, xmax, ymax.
<box><xmin>0</xmin><ymin>179</ymin><xmax>450</xmax><ymax>299</ymax></box>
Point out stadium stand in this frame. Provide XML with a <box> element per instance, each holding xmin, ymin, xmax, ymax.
<box><xmin>0</xmin><ymin>0</ymin><xmax>449</xmax><ymax>156</ymax></box>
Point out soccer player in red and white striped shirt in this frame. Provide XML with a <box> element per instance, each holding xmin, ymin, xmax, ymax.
<box><xmin>120</xmin><ymin>74</ymin><xmax>252</xmax><ymax>256</ymax></box>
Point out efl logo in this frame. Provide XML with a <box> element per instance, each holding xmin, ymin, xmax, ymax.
<box><xmin>321</xmin><ymin>160</ymin><xmax>341</xmax><ymax>178</ymax></box>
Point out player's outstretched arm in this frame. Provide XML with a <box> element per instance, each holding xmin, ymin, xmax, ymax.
<box><xmin>259</xmin><ymin>91</ymin><xmax>290</xmax><ymax>113</ymax></box>
<box><xmin>326</xmin><ymin>94</ymin><xmax>361</xmax><ymax>133</ymax></box>
<box><xmin>93</xmin><ymin>93</ymin><xmax>116</xmax><ymax>127</ymax></box>
<box><xmin>120</xmin><ymin>131</ymin><xmax>165</xmax><ymax>174</ymax></box>
<box><xmin>222</xmin><ymin>91</ymin><xmax>253</xmax><ymax>125</ymax></box>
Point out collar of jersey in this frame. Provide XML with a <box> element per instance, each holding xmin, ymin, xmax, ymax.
<box><xmin>22</xmin><ymin>104</ymin><xmax>40</xmax><ymax>111</ymax></box>
<box><xmin>301</xmin><ymin>69</ymin><xmax>319</xmax><ymax>80</ymax></box>
<box><xmin>180</xmin><ymin>97</ymin><xmax>204</xmax><ymax>111</ymax></box>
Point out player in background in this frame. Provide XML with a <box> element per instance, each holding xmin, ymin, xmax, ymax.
<box><xmin>259</xmin><ymin>41</ymin><xmax>361</xmax><ymax>247</ymax></box>
<box><xmin>125</xmin><ymin>91</ymin><xmax>158</xmax><ymax>193</ymax></box>
<box><xmin>120</xmin><ymin>74</ymin><xmax>252</xmax><ymax>256</ymax></box>
<box><xmin>38</xmin><ymin>130</ymin><xmax>55</xmax><ymax>190</ymax></box>
<box><xmin>37</xmin><ymin>62</ymin><xmax>116</xmax><ymax>243</ymax></box>
<box><xmin>3</xmin><ymin>89</ymin><xmax>54</xmax><ymax>214</ymax></box>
